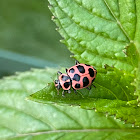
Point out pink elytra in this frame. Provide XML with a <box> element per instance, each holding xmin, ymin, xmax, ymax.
<box><xmin>54</xmin><ymin>61</ymin><xmax>97</xmax><ymax>96</ymax></box>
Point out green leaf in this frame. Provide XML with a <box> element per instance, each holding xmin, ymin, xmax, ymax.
<box><xmin>48</xmin><ymin>0</ymin><xmax>140</xmax><ymax>101</ymax></box>
<box><xmin>1</xmin><ymin>68</ymin><xmax>140</xmax><ymax>140</ymax></box>
<box><xmin>8</xmin><ymin>131</ymin><xmax>140</xmax><ymax>140</ymax></box>
<box><xmin>134</xmin><ymin>1</ymin><xmax>140</xmax><ymax>101</ymax></box>
<box><xmin>48</xmin><ymin>0</ymin><xmax>138</xmax><ymax>72</ymax></box>
<box><xmin>29</xmin><ymin>67</ymin><xmax>140</xmax><ymax>126</ymax></box>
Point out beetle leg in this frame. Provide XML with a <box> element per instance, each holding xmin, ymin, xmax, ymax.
<box><xmin>75</xmin><ymin>60</ymin><xmax>80</xmax><ymax>65</ymax></box>
<box><xmin>86</xmin><ymin>86</ymin><xmax>91</xmax><ymax>90</ymax></box>
<box><xmin>73</xmin><ymin>89</ymin><xmax>77</xmax><ymax>94</ymax></box>
<box><xmin>62</xmin><ymin>90</ymin><xmax>65</xmax><ymax>97</ymax></box>
<box><xmin>68</xmin><ymin>89</ymin><xmax>71</xmax><ymax>93</ymax></box>
<box><xmin>65</xmin><ymin>68</ymin><xmax>68</xmax><ymax>74</ymax></box>
<box><xmin>57</xmin><ymin>71</ymin><xmax>62</xmax><ymax>78</ymax></box>
<box><xmin>92</xmin><ymin>84</ymin><xmax>96</xmax><ymax>88</ymax></box>
<box><xmin>57</xmin><ymin>71</ymin><xmax>62</xmax><ymax>75</ymax></box>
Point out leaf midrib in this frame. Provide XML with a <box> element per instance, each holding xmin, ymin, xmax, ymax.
<box><xmin>8</xmin><ymin>128</ymin><xmax>140</xmax><ymax>139</ymax></box>
<box><xmin>103</xmin><ymin>0</ymin><xmax>132</xmax><ymax>42</ymax></box>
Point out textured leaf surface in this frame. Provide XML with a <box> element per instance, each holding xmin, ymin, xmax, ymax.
<box><xmin>1</xmin><ymin>68</ymin><xmax>140</xmax><ymax>140</ymax></box>
<box><xmin>1</xmin><ymin>0</ymin><xmax>140</xmax><ymax>139</ymax></box>
<box><xmin>48</xmin><ymin>0</ymin><xmax>140</xmax><ymax>100</ymax></box>
<box><xmin>8</xmin><ymin>131</ymin><xmax>140</xmax><ymax>140</ymax></box>
<box><xmin>48</xmin><ymin>0</ymin><xmax>138</xmax><ymax>71</ymax></box>
<box><xmin>134</xmin><ymin>1</ymin><xmax>140</xmax><ymax>101</ymax></box>
<box><xmin>29</xmin><ymin>68</ymin><xmax>140</xmax><ymax>127</ymax></box>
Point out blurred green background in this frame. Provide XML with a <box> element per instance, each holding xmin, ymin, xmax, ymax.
<box><xmin>0</xmin><ymin>0</ymin><xmax>74</xmax><ymax>78</ymax></box>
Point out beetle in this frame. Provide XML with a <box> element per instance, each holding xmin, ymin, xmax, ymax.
<box><xmin>54</xmin><ymin>61</ymin><xmax>97</xmax><ymax>96</ymax></box>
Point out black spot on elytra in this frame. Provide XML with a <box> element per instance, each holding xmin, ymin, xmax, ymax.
<box><xmin>88</xmin><ymin>68</ymin><xmax>94</xmax><ymax>77</ymax></box>
<box><xmin>69</xmin><ymin>68</ymin><xmax>75</xmax><ymax>73</ymax></box>
<box><xmin>75</xmin><ymin>84</ymin><xmax>80</xmax><ymax>89</ymax></box>
<box><xmin>73</xmin><ymin>74</ymin><xmax>80</xmax><ymax>81</ymax></box>
<box><xmin>77</xmin><ymin>65</ymin><xmax>85</xmax><ymax>73</ymax></box>
<box><xmin>85</xmin><ymin>64</ymin><xmax>90</xmax><ymax>66</ymax></box>
<box><xmin>64</xmin><ymin>82</ymin><xmax>70</xmax><ymax>89</ymax></box>
<box><xmin>83</xmin><ymin>77</ymin><xmax>89</xmax><ymax>87</ymax></box>
<box><xmin>61</xmin><ymin>75</ymin><xmax>69</xmax><ymax>81</ymax></box>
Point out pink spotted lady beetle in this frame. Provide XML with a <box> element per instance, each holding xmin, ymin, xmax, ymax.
<box><xmin>54</xmin><ymin>61</ymin><xmax>97</xmax><ymax>96</ymax></box>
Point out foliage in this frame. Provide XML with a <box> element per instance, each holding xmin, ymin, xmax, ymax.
<box><xmin>0</xmin><ymin>68</ymin><xmax>140</xmax><ymax>140</ymax></box>
<box><xmin>0</xmin><ymin>0</ymin><xmax>140</xmax><ymax>139</ymax></box>
<box><xmin>30</xmin><ymin>0</ymin><xmax>140</xmax><ymax>127</ymax></box>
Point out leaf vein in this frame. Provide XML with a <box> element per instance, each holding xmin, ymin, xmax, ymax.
<box><xmin>0</xmin><ymin>104</ymin><xmax>55</xmax><ymax>130</ymax></box>
<box><xmin>54</xmin><ymin>16</ymin><xmax>134</xmax><ymax>69</ymax></box>
<box><xmin>103</xmin><ymin>0</ymin><xmax>131</xmax><ymax>41</ymax></box>
<box><xmin>8</xmin><ymin>128</ymin><xmax>140</xmax><ymax>139</ymax></box>
<box><xmin>49</xmin><ymin>104</ymin><xmax>84</xmax><ymax>128</ymax></box>
<box><xmin>95</xmin><ymin>82</ymin><xmax>118</xmax><ymax>100</ymax></box>
<box><xmin>73</xmin><ymin>0</ymin><xmax>115</xmax><ymax>22</ymax></box>
<box><xmin>0</xmin><ymin>124</ymin><xmax>16</xmax><ymax>134</ymax></box>
<box><xmin>55</xmin><ymin>0</ymin><xmax>127</xmax><ymax>43</ymax></box>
